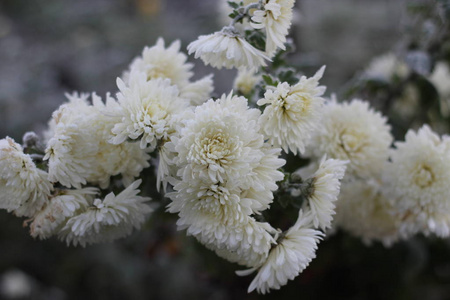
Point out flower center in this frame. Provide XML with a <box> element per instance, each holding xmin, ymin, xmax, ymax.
<box><xmin>413</xmin><ymin>165</ymin><xmax>434</xmax><ymax>188</ymax></box>
<box><xmin>339</xmin><ymin>129</ymin><xmax>367</xmax><ymax>155</ymax></box>
<box><xmin>189</xmin><ymin>127</ymin><xmax>241</xmax><ymax>168</ymax></box>
<box><xmin>147</xmin><ymin>64</ymin><xmax>170</xmax><ymax>81</ymax></box>
<box><xmin>135</xmin><ymin>103</ymin><xmax>167</xmax><ymax>128</ymax></box>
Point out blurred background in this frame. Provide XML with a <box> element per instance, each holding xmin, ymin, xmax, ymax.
<box><xmin>1</xmin><ymin>0</ymin><xmax>450</xmax><ymax>299</ymax></box>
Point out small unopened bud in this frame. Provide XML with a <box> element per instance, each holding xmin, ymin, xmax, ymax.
<box><xmin>22</xmin><ymin>132</ymin><xmax>39</xmax><ymax>149</ymax></box>
<box><xmin>291</xmin><ymin>172</ymin><xmax>303</xmax><ymax>183</ymax></box>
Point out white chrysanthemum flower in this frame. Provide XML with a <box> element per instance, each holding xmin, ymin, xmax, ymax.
<box><xmin>251</xmin><ymin>0</ymin><xmax>294</xmax><ymax>56</ymax></box>
<box><xmin>45</xmin><ymin>93</ymin><xmax>150</xmax><ymax>188</ymax></box>
<box><xmin>125</xmin><ymin>38</ymin><xmax>214</xmax><ymax>105</ymax></box>
<box><xmin>44</xmin><ymin>94</ymin><xmax>99</xmax><ymax>188</ymax></box>
<box><xmin>233</xmin><ymin>68</ymin><xmax>260</xmax><ymax>95</ymax></box>
<box><xmin>384</xmin><ymin>125</ymin><xmax>450</xmax><ymax>237</ymax></box>
<box><xmin>429</xmin><ymin>61</ymin><xmax>450</xmax><ymax>117</ymax></box>
<box><xmin>363</xmin><ymin>53</ymin><xmax>410</xmax><ymax>81</ymax></box>
<box><xmin>187</xmin><ymin>27</ymin><xmax>270</xmax><ymax>70</ymax></box>
<box><xmin>237</xmin><ymin>211</ymin><xmax>323</xmax><ymax>294</ymax></box>
<box><xmin>258</xmin><ymin>67</ymin><xmax>326</xmax><ymax>154</ymax></box>
<box><xmin>172</xmin><ymin>93</ymin><xmax>284</xmax><ymax>204</ymax></box>
<box><xmin>335</xmin><ymin>179</ymin><xmax>400</xmax><ymax>246</ymax></box>
<box><xmin>110</xmin><ymin>73</ymin><xmax>190</xmax><ymax>150</ymax></box>
<box><xmin>30</xmin><ymin>187</ymin><xmax>98</xmax><ymax>239</ymax></box>
<box><xmin>0</xmin><ymin>137</ymin><xmax>52</xmax><ymax>217</ymax></box>
<box><xmin>307</xmin><ymin>99</ymin><xmax>393</xmax><ymax>179</ymax></box>
<box><xmin>301</xmin><ymin>157</ymin><xmax>347</xmax><ymax>231</ymax></box>
<box><xmin>203</xmin><ymin>219</ymin><xmax>278</xmax><ymax>268</ymax></box>
<box><xmin>125</xmin><ymin>38</ymin><xmax>193</xmax><ymax>87</ymax></box>
<box><xmin>59</xmin><ymin>180</ymin><xmax>152</xmax><ymax>246</ymax></box>
<box><xmin>167</xmin><ymin>93</ymin><xmax>284</xmax><ymax>266</ymax></box>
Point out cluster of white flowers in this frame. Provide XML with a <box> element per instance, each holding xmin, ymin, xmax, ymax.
<box><xmin>45</xmin><ymin>93</ymin><xmax>150</xmax><ymax>189</ymax></box>
<box><xmin>3</xmin><ymin>0</ymin><xmax>450</xmax><ymax>294</ymax></box>
<box><xmin>0</xmin><ymin>29</ymin><xmax>352</xmax><ymax>291</ymax></box>
<box><xmin>1</xmin><ymin>66</ymin><xmax>169</xmax><ymax>246</ymax></box>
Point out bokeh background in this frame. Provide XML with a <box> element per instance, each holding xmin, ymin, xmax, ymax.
<box><xmin>1</xmin><ymin>0</ymin><xmax>450</xmax><ymax>299</ymax></box>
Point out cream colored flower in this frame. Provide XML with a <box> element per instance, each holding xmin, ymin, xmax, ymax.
<box><xmin>187</xmin><ymin>27</ymin><xmax>270</xmax><ymax>70</ymax></box>
<box><xmin>125</xmin><ymin>38</ymin><xmax>192</xmax><ymax>87</ymax></box>
<box><xmin>384</xmin><ymin>125</ymin><xmax>450</xmax><ymax>237</ymax></box>
<box><xmin>307</xmin><ymin>99</ymin><xmax>393</xmax><ymax>179</ymax></box>
<box><xmin>45</xmin><ymin>93</ymin><xmax>150</xmax><ymax>189</ymax></box>
<box><xmin>30</xmin><ymin>188</ymin><xmax>98</xmax><ymax>239</ymax></box>
<box><xmin>258</xmin><ymin>66</ymin><xmax>326</xmax><ymax>154</ymax></box>
<box><xmin>302</xmin><ymin>157</ymin><xmax>348</xmax><ymax>231</ymax></box>
<box><xmin>59</xmin><ymin>180</ymin><xmax>152</xmax><ymax>246</ymax></box>
<box><xmin>167</xmin><ymin>93</ymin><xmax>285</xmax><ymax>267</ymax></box>
<box><xmin>172</xmin><ymin>93</ymin><xmax>284</xmax><ymax>209</ymax></box>
<box><xmin>237</xmin><ymin>211</ymin><xmax>323</xmax><ymax>294</ymax></box>
<box><xmin>251</xmin><ymin>0</ymin><xmax>295</xmax><ymax>56</ymax></box>
<box><xmin>44</xmin><ymin>94</ymin><xmax>98</xmax><ymax>188</ymax></box>
<box><xmin>0</xmin><ymin>137</ymin><xmax>52</xmax><ymax>217</ymax></box>
<box><xmin>335</xmin><ymin>179</ymin><xmax>400</xmax><ymax>246</ymax></box>
<box><xmin>169</xmin><ymin>178</ymin><xmax>278</xmax><ymax>267</ymax></box>
<box><xmin>233</xmin><ymin>68</ymin><xmax>260</xmax><ymax>95</ymax></box>
<box><xmin>110</xmin><ymin>73</ymin><xmax>189</xmax><ymax>150</ymax></box>
<box><xmin>125</xmin><ymin>38</ymin><xmax>214</xmax><ymax>105</ymax></box>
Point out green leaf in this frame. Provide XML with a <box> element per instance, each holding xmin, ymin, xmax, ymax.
<box><xmin>262</xmin><ymin>74</ymin><xmax>278</xmax><ymax>86</ymax></box>
<box><xmin>277</xmin><ymin>68</ymin><xmax>298</xmax><ymax>85</ymax></box>
<box><xmin>227</xmin><ymin>1</ymin><xmax>239</xmax><ymax>9</ymax></box>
